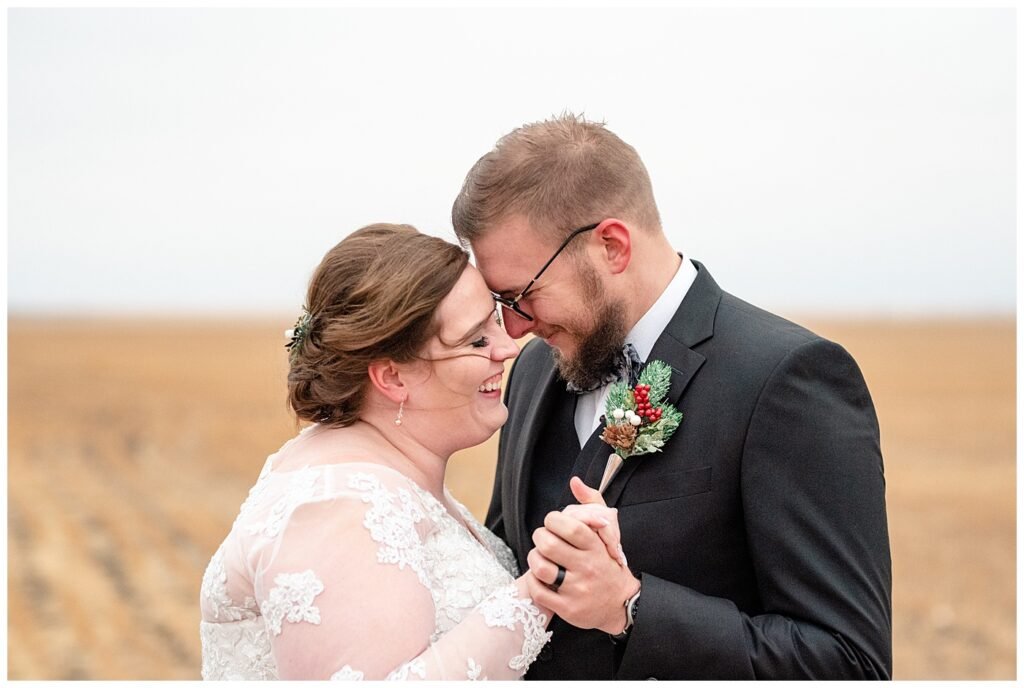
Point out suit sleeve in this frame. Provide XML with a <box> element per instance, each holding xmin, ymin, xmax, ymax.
<box><xmin>618</xmin><ymin>338</ymin><xmax>892</xmax><ymax>679</ymax></box>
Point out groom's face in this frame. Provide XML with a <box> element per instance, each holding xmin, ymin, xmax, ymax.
<box><xmin>471</xmin><ymin>216</ymin><xmax>628</xmax><ymax>386</ymax></box>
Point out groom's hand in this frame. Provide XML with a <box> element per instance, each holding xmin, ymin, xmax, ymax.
<box><xmin>526</xmin><ymin>478</ymin><xmax>641</xmax><ymax>634</ymax></box>
<box><xmin>561</xmin><ymin>477</ymin><xmax>627</xmax><ymax>567</ymax></box>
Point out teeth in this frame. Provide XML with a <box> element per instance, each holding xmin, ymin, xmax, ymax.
<box><xmin>478</xmin><ymin>377</ymin><xmax>502</xmax><ymax>393</ymax></box>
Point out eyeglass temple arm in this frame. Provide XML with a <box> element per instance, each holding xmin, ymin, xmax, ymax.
<box><xmin>515</xmin><ymin>223</ymin><xmax>600</xmax><ymax>302</ymax></box>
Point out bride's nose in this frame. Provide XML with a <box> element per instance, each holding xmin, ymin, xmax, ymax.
<box><xmin>492</xmin><ymin>328</ymin><xmax>520</xmax><ymax>362</ymax></box>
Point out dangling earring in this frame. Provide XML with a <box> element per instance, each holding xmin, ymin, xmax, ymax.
<box><xmin>394</xmin><ymin>399</ymin><xmax>405</xmax><ymax>426</ymax></box>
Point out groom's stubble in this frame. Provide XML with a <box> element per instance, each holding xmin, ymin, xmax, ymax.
<box><xmin>551</xmin><ymin>261</ymin><xmax>630</xmax><ymax>391</ymax></box>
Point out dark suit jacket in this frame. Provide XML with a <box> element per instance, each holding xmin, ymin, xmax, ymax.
<box><xmin>487</xmin><ymin>260</ymin><xmax>892</xmax><ymax>679</ymax></box>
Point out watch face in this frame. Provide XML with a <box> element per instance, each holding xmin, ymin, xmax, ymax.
<box><xmin>627</xmin><ymin>594</ymin><xmax>639</xmax><ymax>625</ymax></box>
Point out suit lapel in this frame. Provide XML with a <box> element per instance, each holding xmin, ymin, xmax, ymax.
<box><xmin>508</xmin><ymin>351</ymin><xmax>562</xmax><ymax>559</ymax></box>
<box><xmin>600</xmin><ymin>346</ymin><xmax>705</xmax><ymax>506</ymax></box>
<box><xmin>565</xmin><ymin>260</ymin><xmax>724</xmax><ymax>508</ymax></box>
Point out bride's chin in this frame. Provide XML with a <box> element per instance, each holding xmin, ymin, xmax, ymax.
<box><xmin>476</xmin><ymin>406</ymin><xmax>509</xmax><ymax>441</ymax></box>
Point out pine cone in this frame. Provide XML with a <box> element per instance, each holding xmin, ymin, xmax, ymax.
<box><xmin>600</xmin><ymin>423</ymin><xmax>637</xmax><ymax>453</ymax></box>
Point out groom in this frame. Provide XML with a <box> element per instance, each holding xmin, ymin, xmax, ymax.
<box><xmin>452</xmin><ymin>114</ymin><xmax>892</xmax><ymax>679</ymax></box>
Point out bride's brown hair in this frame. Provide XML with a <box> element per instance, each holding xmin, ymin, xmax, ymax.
<box><xmin>287</xmin><ymin>223</ymin><xmax>470</xmax><ymax>427</ymax></box>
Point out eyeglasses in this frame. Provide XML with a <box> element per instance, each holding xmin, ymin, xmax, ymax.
<box><xmin>491</xmin><ymin>222</ymin><xmax>599</xmax><ymax>322</ymax></box>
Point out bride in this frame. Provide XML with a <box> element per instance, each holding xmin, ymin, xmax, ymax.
<box><xmin>199</xmin><ymin>223</ymin><xmax>620</xmax><ymax>680</ymax></box>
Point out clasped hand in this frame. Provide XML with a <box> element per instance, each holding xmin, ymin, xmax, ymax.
<box><xmin>525</xmin><ymin>477</ymin><xmax>641</xmax><ymax>635</ymax></box>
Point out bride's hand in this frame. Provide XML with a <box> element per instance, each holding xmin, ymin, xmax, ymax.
<box><xmin>558</xmin><ymin>477</ymin><xmax>628</xmax><ymax>568</ymax></box>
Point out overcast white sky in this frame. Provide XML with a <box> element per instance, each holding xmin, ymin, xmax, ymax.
<box><xmin>7</xmin><ymin>7</ymin><xmax>1016</xmax><ymax>317</ymax></box>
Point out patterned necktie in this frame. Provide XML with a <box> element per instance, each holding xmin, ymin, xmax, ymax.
<box><xmin>566</xmin><ymin>342</ymin><xmax>643</xmax><ymax>395</ymax></box>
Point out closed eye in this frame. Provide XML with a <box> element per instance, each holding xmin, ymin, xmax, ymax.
<box><xmin>470</xmin><ymin>336</ymin><xmax>489</xmax><ymax>349</ymax></box>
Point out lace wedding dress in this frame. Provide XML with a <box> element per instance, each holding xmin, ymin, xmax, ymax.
<box><xmin>199</xmin><ymin>430</ymin><xmax>551</xmax><ymax>680</ymax></box>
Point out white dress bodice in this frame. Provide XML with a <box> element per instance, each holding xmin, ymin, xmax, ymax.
<box><xmin>199</xmin><ymin>433</ymin><xmax>549</xmax><ymax>681</ymax></box>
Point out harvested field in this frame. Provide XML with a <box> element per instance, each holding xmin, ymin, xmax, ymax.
<box><xmin>6</xmin><ymin>317</ymin><xmax>1015</xmax><ymax>679</ymax></box>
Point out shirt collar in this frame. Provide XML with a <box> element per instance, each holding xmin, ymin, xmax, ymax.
<box><xmin>626</xmin><ymin>254</ymin><xmax>698</xmax><ymax>362</ymax></box>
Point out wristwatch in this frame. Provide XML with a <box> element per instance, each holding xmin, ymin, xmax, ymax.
<box><xmin>610</xmin><ymin>582</ymin><xmax>642</xmax><ymax>643</ymax></box>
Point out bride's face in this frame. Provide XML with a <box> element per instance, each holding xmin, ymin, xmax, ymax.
<box><xmin>403</xmin><ymin>265</ymin><xmax>519</xmax><ymax>450</ymax></box>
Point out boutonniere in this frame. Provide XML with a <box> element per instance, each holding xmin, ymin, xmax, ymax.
<box><xmin>598</xmin><ymin>360</ymin><xmax>682</xmax><ymax>492</ymax></box>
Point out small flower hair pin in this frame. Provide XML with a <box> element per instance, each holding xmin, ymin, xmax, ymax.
<box><xmin>598</xmin><ymin>360</ymin><xmax>682</xmax><ymax>493</ymax></box>
<box><xmin>285</xmin><ymin>308</ymin><xmax>313</xmax><ymax>363</ymax></box>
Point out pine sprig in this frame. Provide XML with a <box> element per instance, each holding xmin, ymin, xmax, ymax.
<box><xmin>638</xmin><ymin>360</ymin><xmax>672</xmax><ymax>403</ymax></box>
<box><xmin>605</xmin><ymin>384</ymin><xmax>634</xmax><ymax>418</ymax></box>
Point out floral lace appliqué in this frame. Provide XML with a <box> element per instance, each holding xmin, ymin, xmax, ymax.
<box><xmin>349</xmin><ymin>472</ymin><xmax>433</xmax><ymax>588</ymax></box>
<box><xmin>466</xmin><ymin>657</ymin><xmax>486</xmax><ymax>680</ymax></box>
<box><xmin>247</xmin><ymin>466</ymin><xmax>319</xmax><ymax>538</ymax></box>
<box><xmin>200</xmin><ymin>544</ymin><xmax>258</xmax><ymax>622</ymax></box>
<box><xmin>452</xmin><ymin>498</ymin><xmax>519</xmax><ymax>577</ymax></box>
<box><xmin>261</xmin><ymin>570</ymin><xmax>325</xmax><ymax>636</ymax></box>
<box><xmin>202</xmin><ymin>462</ymin><xmax>549</xmax><ymax>680</ymax></box>
<box><xmin>236</xmin><ymin>457</ymin><xmax>275</xmax><ymax>522</ymax></box>
<box><xmin>330</xmin><ymin>664</ymin><xmax>365</xmax><ymax>680</ymax></box>
<box><xmin>386</xmin><ymin>657</ymin><xmax>426</xmax><ymax>680</ymax></box>
<box><xmin>478</xmin><ymin>584</ymin><xmax>552</xmax><ymax>672</ymax></box>
<box><xmin>200</xmin><ymin>617</ymin><xmax>275</xmax><ymax>680</ymax></box>
<box><xmin>401</xmin><ymin>482</ymin><xmax>515</xmax><ymax>639</ymax></box>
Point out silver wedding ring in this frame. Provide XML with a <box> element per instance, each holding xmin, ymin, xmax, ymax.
<box><xmin>549</xmin><ymin>565</ymin><xmax>566</xmax><ymax>592</ymax></box>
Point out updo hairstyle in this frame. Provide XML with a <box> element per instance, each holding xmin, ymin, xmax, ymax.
<box><xmin>287</xmin><ymin>223</ymin><xmax>470</xmax><ymax>427</ymax></box>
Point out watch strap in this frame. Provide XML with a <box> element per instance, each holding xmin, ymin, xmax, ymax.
<box><xmin>609</xmin><ymin>583</ymin><xmax>642</xmax><ymax>643</ymax></box>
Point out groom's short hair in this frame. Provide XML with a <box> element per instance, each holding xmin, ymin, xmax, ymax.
<box><xmin>452</xmin><ymin>113</ymin><xmax>661</xmax><ymax>248</ymax></box>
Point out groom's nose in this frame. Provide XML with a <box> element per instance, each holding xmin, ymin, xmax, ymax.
<box><xmin>502</xmin><ymin>311</ymin><xmax>534</xmax><ymax>339</ymax></box>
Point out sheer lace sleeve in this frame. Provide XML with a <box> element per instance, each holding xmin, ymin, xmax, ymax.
<box><xmin>251</xmin><ymin>467</ymin><xmax>550</xmax><ymax>680</ymax></box>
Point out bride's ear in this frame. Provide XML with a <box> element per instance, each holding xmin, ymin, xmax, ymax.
<box><xmin>367</xmin><ymin>360</ymin><xmax>408</xmax><ymax>404</ymax></box>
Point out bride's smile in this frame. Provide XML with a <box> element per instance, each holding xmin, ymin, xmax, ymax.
<box><xmin>477</xmin><ymin>372</ymin><xmax>503</xmax><ymax>394</ymax></box>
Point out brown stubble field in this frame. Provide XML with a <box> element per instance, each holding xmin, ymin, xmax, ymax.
<box><xmin>6</xmin><ymin>317</ymin><xmax>1015</xmax><ymax>679</ymax></box>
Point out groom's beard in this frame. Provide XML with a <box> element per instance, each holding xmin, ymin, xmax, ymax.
<box><xmin>551</xmin><ymin>270</ymin><xmax>630</xmax><ymax>391</ymax></box>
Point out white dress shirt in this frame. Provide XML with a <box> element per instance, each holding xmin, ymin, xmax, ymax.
<box><xmin>573</xmin><ymin>255</ymin><xmax>699</xmax><ymax>447</ymax></box>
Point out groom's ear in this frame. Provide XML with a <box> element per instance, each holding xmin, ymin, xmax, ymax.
<box><xmin>594</xmin><ymin>219</ymin><xmax>631</xmax><ymax>275</ymax></box>
<box><xmin>366</xmin><ymin>360</ymin><xmax>408</xmax><ymax>403</ymax></box>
